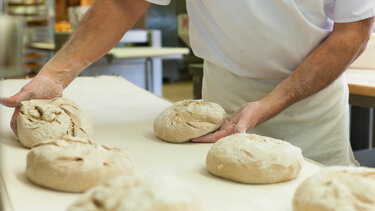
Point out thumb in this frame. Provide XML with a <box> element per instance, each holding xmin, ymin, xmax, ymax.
<box><xmin>0</xmin><ymin>91</ymin><xmax>30</xmax><ymax>108</ymax></box>
<box><xmin>191</xmin><ymin>127</ymin><xmax>234</xmax><ymax>143</ymax></box>
<box><xmin>11</xmin><ymin>106</ymin><xmax>21</xmax><ymax>136</ymax></box>
<box><xmin>234</xmin><ymin>113</ymin><xmax>252</xmax><ymax>133</ymax></box>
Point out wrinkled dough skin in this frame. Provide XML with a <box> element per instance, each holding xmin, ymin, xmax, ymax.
<box><xmin>206</xmin><ymin>133</ymin><xmax>303</xmax><ymax>184</ymax></box>
<box><xmin>293</xmin><ymin>166</ymin><xmax>375</xmax><ymax>211</ymax></box>
<box><xmin>17</xmin><ymin>98</ymin><xmax>93</xmax><ymax>148</ymax></box>
<box><xmin>154</xmin><ymin>100</ymin><xmax>226</xmax><ymax>143</ymax></box>
<box><xmin>68</xmin><ymin>176</ymin><xmax>204</xmax><ymax>211</ymax></box>
<box><xmin>26</xmin><ymin>137</ymin><xmax>134</xmax><ymax>193</ymax></box>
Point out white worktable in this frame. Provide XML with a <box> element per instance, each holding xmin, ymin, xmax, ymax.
<box><xmin>0</xmin><ymin>76</ymin><xmax>322</xmax><ymax>211</ymax></box>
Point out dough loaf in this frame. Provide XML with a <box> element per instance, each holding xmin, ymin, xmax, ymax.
<box><xmin>68</xmin><ymin>175</ymin><xmax>204</xmax><ymax>211</ymax></box>
<box><xmin>153</xmin><ymin>100</ymin><xmax>226</xmax><ymax>143</ymax></box>
<box><xmin>26</xmin><ymin>136</ymin><xmax>134</xmax><ymax>193</ymax></box>
<box><xmin>206</xmin><ymin>133</ymin><xmax>303</xmax><ymax>184</ymax></box>
<box><xmin>293</xmin><ymin>166</ymin><xmax>375</xmax><ymax>211</ymax></box>
<box><xmin>17</xmin><ymin>98</ymin><xmax>93</xmax><ymax>148</ymax></box>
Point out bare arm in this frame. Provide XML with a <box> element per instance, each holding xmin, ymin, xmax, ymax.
<box><xmin>255</xmin><ymin>18</ymin><xmax>375</xmax><ymax>126</ymax></box>
<box><xmin>194</xmin><ymin>17</ymin><xmax>375</xmax><ymax>143</ymax></box>
<box><xmin>0</xmin><ymin>0</ymin><xmax>150</xmax><ymax>135</ymax></box>
<box><xmin>42</xmin><ymin>0</ymin><xmax>150</xmax><ymax>88</ymax></box>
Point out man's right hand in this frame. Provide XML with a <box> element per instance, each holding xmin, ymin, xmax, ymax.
<box><xmin>0</xmin><ymin>74</ymin><xmax>64</xmax><ymax>136</ymax></box>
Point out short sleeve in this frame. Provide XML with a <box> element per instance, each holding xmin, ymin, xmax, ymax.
<box><xmin>333</xmin><ymin>0</ymin><xmax>375</xmax><ymax>23</ymax></box>
<box><xmin>145</xmin><ymin>0</ymin><xmax>170</xmax><ymax>5</ymax></box>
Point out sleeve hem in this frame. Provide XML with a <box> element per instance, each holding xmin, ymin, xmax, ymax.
<box><xmin>334</xmin><ymin>10</ymin><xmax>375</xmax><ymax>23</ymax></box>
<box><xmin>145</xmin><ymin>0</ymin><xmax>170</xmax><ymax>5</ymax></box>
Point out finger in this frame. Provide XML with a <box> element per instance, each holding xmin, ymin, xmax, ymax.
<box><xmin>191</xmin><ymin>127</ymin><xmax>234</xmax><ymax>143</ymax></box>
<box><xmin>0</xmin><ymin>91</ymin><xmax>30</xmax><ymax>108</ymax></box>
<box><xmin>11</xmin><ymin>107</ymin><xmax>20</xmax><ymax>137</ymax></box>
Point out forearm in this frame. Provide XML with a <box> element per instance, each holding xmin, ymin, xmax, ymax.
<box><xmin>39</xmin><ymin>0</ymin><xmax>150</xmax><ymax>88</ymax></box>
<box><xmin>259</xmin><ymin>18</ymin><xmax>374</xmax><ymax>122</ymax></box>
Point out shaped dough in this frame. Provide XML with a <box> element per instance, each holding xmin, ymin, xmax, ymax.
<box><xmin>68</xmin><ymin>175</ymin><xmax>204</xmax><ymax>211</ymax></box>
<box><xmin>293</xmin><ymin>166</ymin><xmax>375</xmax><ymax>211</ymax></box>
<box><xmin>153</xmin><ymin>100</ymin><xmax>226</xmax><ymax>143</ymax></box>
<box><xmin>26</xmin><ymin>136</ymin><xmax>134</xmax><ymax>193</ymax></box>
<box><xmin>206</xmin><ymin>133</ymin><xmax>303</xmax><ymax>184</ymax></box>
<box><xmin>17</xmin><ymin>97</ymin><xmax>93</xmax><ymax>148</ymax></box>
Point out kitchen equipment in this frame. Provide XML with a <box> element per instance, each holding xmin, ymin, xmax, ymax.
<box><xmin>0</xmin><ymin>15</ymin><xmax>25</xmax><ymax>78</ymax></box>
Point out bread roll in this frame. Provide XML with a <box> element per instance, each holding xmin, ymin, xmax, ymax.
<box><xmin>26</xmin><ymin>136</ymin><xmax>134</xmax><ymax>193</ymax></box>
<box><xmin>17</xmin><ymin>98</ymin><xmax>93</xmax><ymax>148</ymax></box>
<box><xmin>293</xmin><ymin>166</ymin><xmax>375</xmax><ymax>211</ymax></box>
<box><xmin>154</xmin><ymin>100</ymin><xmax>226</xmax><ymax>143</ymax></box>
<box><xmin>68</xmin><ymin>175</ymin><xmax>204</xmax><ymax>211</ymax></box>
<box><xmin>206</xmin><ymin>133</ymin><xmax>303</xmax><ymax>184</ymax></box>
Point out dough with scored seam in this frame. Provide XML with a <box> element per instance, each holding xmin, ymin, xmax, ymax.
<box><xmin>17</xmin><ymin>97</ymin><xmax>93</xmax><ymax>148</ymax></box>
<box><xmin>26</xmin><ymin>136</ymin><xmax>134</xmax><ymax>193</ymax></box>
<box><xmin>293</xmin><ymin>166</ymin><xmax>375</xmax><ymax>211</ymax></box>
<box><xmin>68</xmin><ymin>175</ymin><xmax>204</xmax><ymax>211</ymax></box>
<box><xmin>206</xmin><ymin>133</ymin><xmax>303</xmax><ymax>184</ymax></box>
<box><xmin>153</xmin><ymin>100</ymin><xmax>226</xmax><ymax>143</ymax></box>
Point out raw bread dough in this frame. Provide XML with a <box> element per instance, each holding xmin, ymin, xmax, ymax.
<box><xmin>68</xmin><ymin>175</ymin><xmax>204</xmax><ymax>211</ymax></box>
<box><xmin>17</xmin><ymin>97</ymin><xmax>93</xmax><ymax>148</ymax></box>
<box><xmin>26</xmin><ymin>136</ymin><xmax>134</xmax><ymax>193</ymax></box>
<box><xmin>206</xmin><ymin>133</ymin><xmax>303</xmax><ymax>184</ymax></box>
<box><xmin>293</xmin><ymin>166</ymin><xmax>375</xmax><ymax>211</ymax></box>
<box><xmin>153</xmin><ymin>100</ymin><xmax>226</xmax><ymax>143</ymax></box>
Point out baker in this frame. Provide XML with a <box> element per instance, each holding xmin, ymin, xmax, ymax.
<box><xmin>1</xmin><ymin>0</ymin><xmax>374</xmax><ymax>165</ymax></box>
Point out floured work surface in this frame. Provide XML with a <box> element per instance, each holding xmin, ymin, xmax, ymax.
<box><xmin>0</xmin><ymin>76</ymin><xmax>322</xmax><ymax>211</ymax></box>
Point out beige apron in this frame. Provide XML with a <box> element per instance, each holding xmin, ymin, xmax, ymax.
<box><xmin>202</xmin><ymin>61</ymin><xmax>358</xmax><ymax>166</ymax></box>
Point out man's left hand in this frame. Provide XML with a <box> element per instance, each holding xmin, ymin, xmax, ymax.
<box><xmin>192</xmin><ymin>101</ymin><xmax>266</xmax><ymax>143</ymax></box>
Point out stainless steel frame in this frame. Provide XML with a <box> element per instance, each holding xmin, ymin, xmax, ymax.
<box><xmin>0</xmin><ymin>15</ymin><xmax>25</xmax><ymax>78</ymax></box>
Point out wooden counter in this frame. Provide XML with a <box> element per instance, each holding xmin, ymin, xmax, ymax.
<box><xmin>346</xmin><ymin>68</ymin><xmax>375</xmax><ymax>98</ymax></box>
<box><xmin>345</xmin><ymin>68</ymin><xmax>375</xmax><ymax>151</ymax></box>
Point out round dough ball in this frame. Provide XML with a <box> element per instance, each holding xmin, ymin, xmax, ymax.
<box><xmin>293</xmin><ymin>166</ymin><xmax>375</xmax><ymax>211</ymax></box>
<box><xmin>206</xmin><ymin>133</ymin><xmax>303</xmax><ymax>184</ymax></box>
<box><xmin>68</xmin><ymin>175</ymin><xmax>204</xmax><ymax>211</ymax></box>
<box><xmin>153</xmin><ymin>100</ymin><xmax>226</xmax><ymax>143</ymax></box>
<box><xmin>26</xmin><ymin>136</ymin><xmax>134</xmax><ymax>193</ymax></box>
<box><xmin>17</xmin><ymin>97</ymin><xmax>93</xmax><ymax>148</ymax></box>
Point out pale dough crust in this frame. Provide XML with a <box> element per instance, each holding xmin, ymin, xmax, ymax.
<box><xmin>26</xmin><ymin>136</ymin><xmax>134</xmax><ymax>193</ymax></box>
<box><xmin>68</xmin><ymin>175</ymin><xmax>204</xmax><ymax>211</ymax></box>
<box><xmin>293</xmin><ymin>166</ymin><xmax>375</xmax><ymax>211</ymax></box>
<box><xmin>206</xmin><ymin>133</ymin><xmax>303</xmax><ymax>184</ymax></box>
<box><xmin>17</xmin><ymin>98</ymin><xmax>93</xmax><ymax>148</ymax></box>
<box><xmin>153</xmin><ymin>100</ymin><xmax>226</xmax><ymax>143</ymax></box>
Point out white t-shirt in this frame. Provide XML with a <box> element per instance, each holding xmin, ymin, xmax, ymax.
<box><xmin>147</xmin><ymin>0</ymin><xmax>375</xmax><ymax>79</ymax></box>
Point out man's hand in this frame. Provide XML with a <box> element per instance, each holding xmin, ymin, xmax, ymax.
<box><xmin>0</xmin><ymin>74</ymin><xmax>64</xmax><ymax>136</ymax></box>
<box><xmin>192</xmin><ymin>101</ymin><xmax>267</xmax><ymax>143</ymax></box>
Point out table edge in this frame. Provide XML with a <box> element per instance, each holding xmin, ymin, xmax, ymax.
<box><xmin>0</xmin><ymin>171</ymin><xmax>14</xmax><ymax>211</ymax></box>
